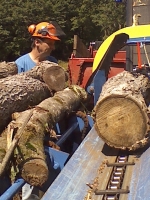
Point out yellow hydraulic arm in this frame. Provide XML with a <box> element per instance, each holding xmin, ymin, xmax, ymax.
<box><xmin>92</xmin><ymin>25</ymin><xmax>150</xmax><ymax>72</ymax></box>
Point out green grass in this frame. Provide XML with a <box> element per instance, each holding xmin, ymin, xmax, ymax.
<box><xmin>58</xmin><ymin>60</ymin><xmax>68</xmax><ymax>70</ymax></box>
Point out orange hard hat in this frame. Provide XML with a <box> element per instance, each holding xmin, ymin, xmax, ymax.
<box><xmin>28</xmin><ymin>22</ymin><xmax>61</xmax><ymax>41</ymax></box>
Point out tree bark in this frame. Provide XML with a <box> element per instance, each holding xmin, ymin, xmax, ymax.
<box><xmin>25</xmin><ymin>61</ymin><xmax>68</xmax><ymax>92</ymax></box>
<box><xmin>0</xmin><ymin>74</ymin><xmax>50</xmax><ymax>132</ymax></box>
<box><xmin>0</xmin><ymin>61</ymin><xmax>67</xmax><ymax>91</ymax></box>
<box><xmin>93</xmin><ymin>71</ymin><xmax>150</xmax><ymax>151</ymax></box>
<box><xmin>0</xmin><ymin>62</ymin><xmax>18</xmax><ymax>78</ymax></box>
<box><xmin>0</xmin><ymin>110</ymin><xmax>33</xmax><ymax>177</ymax></box>
<box><xmin>0</xmin><ymin>85</ymin><xmax>87</xmax><ymax>186</ymax></box>
<box><xmin>0</xmin><ymin>61</ymin><xmax>67</xmax><ymax>132</ymax></box>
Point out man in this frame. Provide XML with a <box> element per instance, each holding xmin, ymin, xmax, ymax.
<box><xmin>15</xmin><ymin>21</ymin><xmax>65</xmax><ymax>200</ymax></box>
<box><xmin>15</xmin><ymin>21</ymin><xmax>65</xmax><ymax>72</ymax></box>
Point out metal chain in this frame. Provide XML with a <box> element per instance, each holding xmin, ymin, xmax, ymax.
<box><xmin>67</xmin><ymin>63</ymin><xmax>73</xmax><ymax>85</ymax></box>
<box><xmin>104</xmin><ymin>156</ymin><xmax>128</xmax><ymax>200</ymax></box>
<box><xmin>85</xmin><ymin>154</ymin><xmax>135</xmax><ymax>200</ymax></box>
<box><xmin>76</xmin><ymin>64</ymin><xmax>83</xmax><ymax>85</ymax></box>
<box><xmin>67</xmin><ymin>61</ymin><xmax>84</xmax><ymax>86</ymax></box>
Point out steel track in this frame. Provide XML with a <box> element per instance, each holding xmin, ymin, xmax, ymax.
<box><xmin>84</xmin><ymin>146</ymin><xmax>139</xmax><ymax>200</ymax></box>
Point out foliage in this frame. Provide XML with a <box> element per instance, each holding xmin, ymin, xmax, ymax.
<box><xmin>91</xmin><ymin>0</ymin><xmax>126</xmax><ymax>40</ymax></box>
<box><xmin>58</xmin><ymin>60</ymin><xmax>68</xmax><ymax>70</ymax></box>
<box><xmin>0</xmin><ymin>0</ymin><xmax>126</xmax><ymax>61</ymax></box>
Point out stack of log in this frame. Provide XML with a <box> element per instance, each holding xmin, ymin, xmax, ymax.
<box><xmin>0</xmin><ymin>61</ymin><xmax>18</xmax><ymax>78</ymax></box>
<box><xmin>93</xmin><ymin>70</ymin><xmax>150</xmax><ymax>151</ymax></box>
<box><xmin>0</xmin><ymin>61</ymin><xmax>88</xmax><ymax>186</ymax></box>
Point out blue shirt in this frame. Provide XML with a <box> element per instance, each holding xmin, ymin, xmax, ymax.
<box><xmin>15</xmin><ymin>53</ymin><xmax>58</xmax><ymax>73</ymax></box>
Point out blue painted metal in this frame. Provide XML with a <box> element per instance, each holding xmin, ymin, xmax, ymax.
<box><xmin>0</xmin><ymin>147</ymin><xmax>69</xmax><ymax>199</ymax></box>
<box><xmin>128</xmin><ymin>147</ymin><xmax>150</xmax><ymax>200</ymax></box>
<box><xmin>86</xmin><ymin>83</ymin><xmax>94</xmax><ymax>95</ymax></box>
<box><xmin>68</xmin><ymin>115</ymin><xmax>93</xmax><ymax>134</ymax></box>
<box><xmin>86</xmin><ymin>70</ymin><xmax>106</xmax><ymax>99</ymax></box>
<box><xmin>67</xmin><ymin>115</ymin><xmax>94</xmax><ymax>152</ymax></box>
<box><xmin>0</xmin><ymin>113</ymin><xmax>92</xmax><ymax>198</ymax></box>
<box><xmin>93</xmin><ymin>70</ymin><xmax>106</xmax><ymax>105</ymax></box>
<box><xmin>127</xmin><ymin>37</ymin><xmax>150</xmax><ymax>44</ymax></box>
<box><xmin>42</xmin><ymin>127</ymin><xmax>150</xmax><ymax>200</ymax></box>
<box><xmin>45</xmin><ymin>147</ymin><xmax>69</xmax><ymax>171</ymax></box>
<box><xmin>39</xmin><ymin>147</ymin><xmax>70</xmax><ymax>193</ymax></box>
<box><xmin>0</xmin><ymin>179</ymin><xmax>25</xmax><ymax>200</ymax></box>
<box><xmin>76</xmin><ymin>117</ymin><xmax>86</xmax><ymax>132</ymax></box>
<box><xmin>56</xmin><ymin>122</ymin><xmax>78</xmax><ymax>146</ymax></box>
<box><xmin>41</xmin><ymin>127</ymin><xmax>106</xmax><ymax>200</ymax></box>
<box><xmin>87</xmin><ymin>115</ymin><xmax>94</xmax><ymax>129</ymax></box>
<box><xmin>0</xmin><ymin>176</ymin><xmax>11</xmax><ymax>197</ymax></box>
<box><xmin>56</xmin><ymin>123</ymin><xmax>61</xmax><ymax>135</ymax></box>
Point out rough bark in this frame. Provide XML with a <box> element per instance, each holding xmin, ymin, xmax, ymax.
<box><xmin>0</xmin><ymin>74</ymin><xmax>50</xmax><ymax>132</ymax></box>
<box><xmin>0</xmin><ymin>61</ymin><xmax>67</xmax><ymax>91</ymax></box>
<box><xmin>25</xmin><ymin>61</ymin><xmax>67</xmax><ymax>92</ymax></box>
<box><xmin>0</xmin><ymin>85</ymin><xmax>87</xmax><ymax>186</ymax></box>
<box><xmin>0</xmin><ymin>61</ymin><xmax>67</xmax><ymax>132</ymax></box>
<box><xmin>0</xmin><ymin>110</ymin><xmax>33</xmax><ymax>177</ymax></box>
<box><xmin>0</xmin><ymin>62</ymin><xmax>18</xmax><ymax>78</ymax></box>
<box><xmin>93</xmin><ymin>71</ymin><xmax>150</xmax><ymax>151</ymax></box>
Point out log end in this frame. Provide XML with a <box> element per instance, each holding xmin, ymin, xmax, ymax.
<box><xmin>21</xmin><ymin>158</ymin><xmax>49</xmax><ymax>186</ymax></box>
<box><xmin>95</xmin><ymin>96</ymin><xmax>149</xmax><ymax>150</ymax></box>
<box><xmin>43</xmin><ymin>65</ymin><xmax>66</xmax><ymax>92</ymax></box>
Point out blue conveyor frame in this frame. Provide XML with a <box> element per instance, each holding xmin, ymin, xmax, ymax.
<box><xmin>41</xmin><ymin>126</ymin><xmax>150</xmax><ymax>200</ymax></box>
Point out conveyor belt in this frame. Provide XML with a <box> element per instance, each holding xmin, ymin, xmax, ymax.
<box><xmin>41</xmin><ymin>127</ymin><xmax>150</xmax><ymax>200</ymax></box>
<box><xmin>84</xmin><ymin>154</ymin><xmax>136</xmax><ymax>200</ymax></box>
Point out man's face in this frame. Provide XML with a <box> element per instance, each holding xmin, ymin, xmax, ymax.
<box><xmin>35</xmin><ymin>38</ymin><xmax>55</xmax><ymax>56</ymax></box>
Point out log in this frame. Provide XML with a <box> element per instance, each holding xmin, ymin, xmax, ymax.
<box><xmin>0</xmin><ymin>85</ymin><xmax>87</xmax><ymax>186</ymax></box>
<box><xmin>0</xmin><ymin>74</ymin><xmax>50</xmax><ymax>132</ymax></box>
<box><xmin>0</xmin><ymin>110</ymin><xmax>33</xmax><ymax>177</ymax></box>
<box><xmin>0</xmin><ymin>61</ymin><xmax>67</xmax><ymax>131</ymax></box>
<box><xmin>0</xmin><ymin>62</ymin><xmax>18</xmax><ymax>78</ymax></box>
<box><xmin>93</xmin><ymin>71</ymin><xmax>150</xmax><ymax>151</ymax></box>
<box><xmin>0</xmin><ymin>61</ymin><xmax>67</xmax><ymax>90</ymax></box>
<box><xmin>25</xmin><ymin>61</ymin><xmax>67</xmax><ymax>92</ymax></box>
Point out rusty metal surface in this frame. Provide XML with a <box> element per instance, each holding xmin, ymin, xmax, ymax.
<box><xmin>41</xmin><ymin>127</ymin><xmax>106</xmax><ymax>200</ymax></box>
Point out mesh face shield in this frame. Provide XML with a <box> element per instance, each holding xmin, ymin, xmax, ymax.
<box><xmin>49</xmin><ymin>21</ymin><xmax>66</xmax><ymax>37</ymax></box>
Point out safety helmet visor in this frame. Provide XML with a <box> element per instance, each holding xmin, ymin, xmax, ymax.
<box><xmin>50</xmin><ymin>21</ymin><xmax>66</xmax><ymax>37</ymax></box>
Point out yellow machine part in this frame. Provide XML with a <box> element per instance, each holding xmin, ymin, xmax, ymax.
<box><xmin>92</xmin><ymin>25</ymin><xmax>150</xmax><ymax>72</ymax></box>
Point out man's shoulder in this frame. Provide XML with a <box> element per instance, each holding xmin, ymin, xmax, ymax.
<box><xmin>15</xmin><ymin>54</ymin><xmax>29</xmax><ymax>63</ymax></box>
<box><xmin>15</xmin><ymin>53</ymin><xmax>35</xmax><ymax>73</ymax></box>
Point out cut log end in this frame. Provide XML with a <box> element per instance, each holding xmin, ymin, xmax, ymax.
<box><xmin>95</xmin><ymin>95</ymin><xmax>149</xmax><ymax>150</ymax></box>
<box><xmin>43</xmin><ymin>65</ymin><xmax>66</xmax><ymax>92</ymax></box>
<box><xmin>21</xmin><ymin>159</ymin><xmax>49</xmax><ymax>186</ymax></box>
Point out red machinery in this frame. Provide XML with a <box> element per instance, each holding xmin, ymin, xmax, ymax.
<box><xmin>68</xmin><ymin>35</ymin><xmax>126</xmax><ymax>88</ymax></box>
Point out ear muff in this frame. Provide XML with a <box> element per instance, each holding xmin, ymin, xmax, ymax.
<box><xmin>28</xmin><ymin>24</ymin><xmax>36</xmax><ymax>35</ymax></box>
